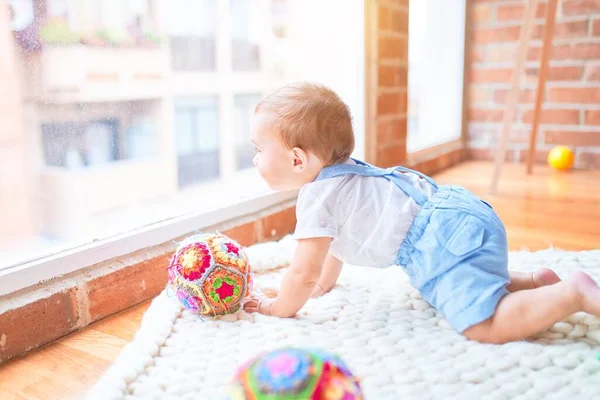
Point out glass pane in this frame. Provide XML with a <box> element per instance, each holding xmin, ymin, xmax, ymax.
<box><xmin>167</xmin><ymin>0</ymin><xmax>216</xmax><ymax>70</ymax></box>
<box><xmin>234</xmin><ymin>93</ymin><xmax>262</xmax><ymax>170</ymax></box>
<box><xmin>407</xmin><ymin>0</ymin><xmax>465</xmax><ymax>152</ymax></box>
<box><xmin>174</xmin><ymin>97</ymin><xmax>219</xmax><ymax>187</ymax></box>
<box><xmin>231</xmin><ymin>0</ymin><xmax>260</xmax><ymax>71</ymax></box>
<box><xmin>39</xmin><ymin>102</ymin><xmax>157</xmax><ymax>169</ymax></box>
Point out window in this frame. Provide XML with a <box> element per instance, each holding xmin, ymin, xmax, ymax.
<box><xmin>39</xmin><ymin>101</ymin><xmax>158</xmax><ymax>168</ymax></box>
<box><xmin>175</xmin><ymin>97</ymin><xmax>220</xmax><ymax>187</ymax></box>
<box><xmin>234</xmin><ymin>93</ymin><xmax>262</xmax><ymax>170</ymax></box>
<box><xmin>407</xmin><ymin>0</ymin><xmax>466</xmax><ymax>152</ymax></box>
<box><xmin>42</xmin><ymin>120</ymin><xmax>120</xmax><ymax>168</ymax></box>
<box><xmin>1</xmin><ymin>0</ymin><xmax>366</xmax><ymax>294</ymax></box>
<box><xmin>230</xmin><ymin>0</ymin><xmax>261</xmax><ymax>71</ymax></box>
<box><xmin>165</xmin><ymin>0</ymin><xmax>216</xmax><ymax>71</ymax></box>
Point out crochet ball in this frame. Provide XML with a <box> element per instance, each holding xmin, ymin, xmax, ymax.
<box><xmin>167</xmin><ymin>233</ymin><xmax>253</xmax><ymax>316</ymax></box>
<box><xmin>230</xmin><ymin>348</ymin><xmax>363</xmax><ymax>400</ymax></box>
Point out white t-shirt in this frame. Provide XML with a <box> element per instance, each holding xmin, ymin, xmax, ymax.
<box><xmin>294</xmin><ymin>160</ymin><xmax>436</xmax><ymax>268</ymax></box>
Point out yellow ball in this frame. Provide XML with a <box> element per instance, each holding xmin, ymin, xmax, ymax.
<box><xmin>547</xmin><ymin>146</ymin><xmax>574</xmax><ymax>171</ymax></box>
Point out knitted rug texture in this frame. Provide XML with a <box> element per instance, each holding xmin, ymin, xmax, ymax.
<box><xmin>85</xmin><ymin>238</ymin><xmax>600</xmax><ymax>400</ymax></box>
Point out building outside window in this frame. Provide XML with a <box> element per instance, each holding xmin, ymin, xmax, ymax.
<box><xmin>234</xmin><ymin>93</ymin><xmax>262</xmax><ymax>171</ymax></box>
<box><xmin>165</xmin><ymin>0</ymin><xmax>216</xmax><ymax>71</ymax></box>
<box><xmin>174</xmin><ymin>97</ymin><xmax>220</xmax><ymax>187</ymax></box>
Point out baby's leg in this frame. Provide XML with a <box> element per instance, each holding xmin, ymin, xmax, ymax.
<box><xmin>464</xmin><ymin>271</ymin><xmax>600</xmax><ymax>344</ymax></box>
<box><xmin>507</xmin><ymin>269</ymin><xmax>561</xmax><ymax>292</ymax></box>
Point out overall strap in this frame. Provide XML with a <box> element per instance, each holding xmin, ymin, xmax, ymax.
<box><xmin>315</xmin><ymin>158</ymin><xmax>436</xmax><ymax>206</ymax></box>
<box><xmin>352</xmin><ymin>158</ymin><xmax>438</xmax><ymax>189</ymax></box>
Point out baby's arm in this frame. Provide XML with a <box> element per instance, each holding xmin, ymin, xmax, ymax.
<box><xmin>311</xmin><ymin>252</ymin><xmax>343</xmax><ymax>298</ymax></box>
<box><xmin>244</xmin><ymin>237</ymin><xmax>331</xmax><ymax>318</ymax></box>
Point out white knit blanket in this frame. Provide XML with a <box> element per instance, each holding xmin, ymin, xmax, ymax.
<box><xmin>86</xmin><ymin>238</ymin><xmax>600</xmax><ymax>400</ymax></box>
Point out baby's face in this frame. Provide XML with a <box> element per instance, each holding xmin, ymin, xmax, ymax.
<box><xmin>251</xmin><ymin>112</ymin><xmax>317</xmax><ymax>191</ymax></box>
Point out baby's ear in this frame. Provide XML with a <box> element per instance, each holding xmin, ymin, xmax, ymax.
<box><xmin>291</xmin><ymin>147</ymin><xmax>308</xmax><ymax>171</ymax></box>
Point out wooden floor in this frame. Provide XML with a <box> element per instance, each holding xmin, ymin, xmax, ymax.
<box><xmin>1</xmin><ymin>161</ymin><xmax>599</xmax><ymax>400</ymax></box>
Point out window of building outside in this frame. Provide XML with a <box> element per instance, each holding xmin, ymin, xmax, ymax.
<box><xmin>407</xmin><ymin>0</ymin><xmax>466</xmax><ymax>153</ymax></box>
<box><xmin>166</xmin><ymin>0</ymin><xmax>216</xmax><ymax>71</ymax></box>
<box><xmin>174</xmin><ymin>97</ymin><xmax>220</xmax><ymax>187</ymax></box>
<box><xmin>1</xmin><ymin>0</ymin><xmax>366</xmax><ymax>291</ymax></box>
<box><xmin>234</xmin><ymin>93</ymin><xmax>262</xmax><ymax>170</ymax></box>
<box><xmin>230</xmin><ymin>0</ymin><xmax>260</xmax><ymax>71</ymax></box>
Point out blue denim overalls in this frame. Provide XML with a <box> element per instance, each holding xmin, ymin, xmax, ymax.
<box><xmin>316</xmin><ymin>158</ymin><xmax>510</xmax><ymax>333</ymax></box>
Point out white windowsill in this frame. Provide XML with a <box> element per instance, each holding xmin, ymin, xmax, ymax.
<box><xmin>0</xmin><ymin>170</ymin><xmax>298</xmax><ymax>297</ymax></box>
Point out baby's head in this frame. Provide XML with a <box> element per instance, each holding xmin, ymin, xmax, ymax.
<box><xmin>251</xmin><ymin>82</ymin><xmax>355</xmax><ymax>191</ymax></box>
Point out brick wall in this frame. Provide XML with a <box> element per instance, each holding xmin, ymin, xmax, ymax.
<box><xmin>372</xmin><ymin>0</ymin><xmax>410</xmax><ymax>167</ymax></box>
<box><xmin>0</xmin><ymin>0</ymin><xmax>34</xmax><ymax>241</ymax></box>
<box><xmin>0</xmin><ymin>205</ymin><xmax>297</xmax><ymax>363</ymax></box>
<box><xmin>364</xmin><ymin>0</ymin><xmax>410</xmax><ymax>167</ymax></box>
<box><xmin>467</xmin><ymin>0</ymin><xmax>600</xmax><ymax>169</ymax></box>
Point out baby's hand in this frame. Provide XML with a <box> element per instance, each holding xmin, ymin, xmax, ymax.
<box><xmin>243</xmin><ymin>296</ymin><xmax>274</xmax><ymax>316</ymax></box>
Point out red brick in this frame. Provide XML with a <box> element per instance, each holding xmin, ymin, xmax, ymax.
<box><xmin>378</xmin><ymin>36</ymin><xmax>408</xmax><ymax>60</ymax></box>
<box><xmin>468</xmin><ymin>127</ymin><xmax>490</xmax><ymax>142</ymax></box>
<box><xmin>469</xmin><ymin>68</ymin><xmax>513</xmax><ymax>83</ymax></box>
<box><xmin>545</xmin><ymin>130</ymin><xmax>600</xmax><ymax>146</ymax></box>
<box><xmin>377</xmin><ymin>91</ymin><xmax>408</xmax><ymax>116</ymax></box>
<box><xmin>391</xmin><ymin>9</ymin><xmax>409</xmax><ymax>33</ymax></box>
<box><xmin>548</xmin><ymin>87</ymin><xmax>600</xmax><ymax>104</ymax></box>
<box><xmin>471</xmin><ymin>46</ymin><xmax>485</xmax><ymax>63</ymax></box>
<box><xmin>515</xmin><ymin>149</ymin><xmax>553</xmax><ymax>164</ymax></box>
<box><xmin>562</xmin><ymin>0</ymin><xmax>600</xmax><ymax>16</ymax></box>
<box><xmin>378</xmin><ymin>65</ymin><xmax>408</xmax><ymax>87</ymax></box>
<box><xmin>473</xmin><ymin>4</ymin><xmax>492</xmax><ymax>23</ymax></box>
<box><xmin>571</xmin><ymin>42</ymin><xmax>600</xmax><ymax>60</ymax></box>
<box><xmin>377</xmin><ymin>118</ymin><xmax>407</xmax><ymax>144</ymax></box>
<box><xmin>261</xmin><ymin>207</ymin><xmax>296</xmax><ymax>241</ymax></box>
<box><xmin>496</xmin><ymin>3</ymin><xmax>546</xmax><ymax>21</ymax></box>
<box><xmin>585</xmin><ymin>109</ymin><xmax>600</xmax><ymax>125</ymax></box>
<box><xmin>593</xmin><ymin>19</ymin><xmax>600</xmax><ymax>36</ymax></box>
<box><xmin>586</xmin><ymin>64</ymin><xmax>600</xmax><ymax>80</ymax></box>
<box><xmin>493</xmin><ymin>89</ymin><xmax>538</xmax><ymax>104</ymax></box>
<box><xmin>525</xmin><ymin>66</ymin><xmax>584</xmax><ymax>81</ymax></box>
<box><xmin>223</xmin><ymin>222</ymin><xmax>259</xmax><ymax>247</ymax></box>
<box><xmin>527</xmin><ymin>44</ymin><xmax>572</xmax><ymax>61</ymax></box>
<box><xmin>472</xmin><ymin>26</ymin><xmax>521</xmax><ymax>44</ymax></box>
<box><xmin>532</xmin><ymin>20</ymin><xmax>589</xmax><ymax>40</ymax></box>
<box><xmin>486</xmin><ymin>44</ymin><xmax>517</xmax><ymax>63</ymax></box>
<box><xmin>470</xmin><ymin>87</ymin><xmax>493</xmax><ymax>104</ymax></box>
<box><xmin>468</xmin><ymin>108</ymin><xmax>506</xmax><ymax>122</ymax></box>
<box><xmin>483</xmin><ymin>127</ymin><xmax>541</xmax><ymax>144</ymax></box>
<box><xmin>578</xmin><ymin>151</ymin><xmax>600</xmax><ymax>168</ymax></box>
<box><xmin>378</xmin><ymin>6</ymin><xmax>393</xmax><ymax>31</ymax></box>
<box><xmin>377</xmin><ymin>141</ymin><xmax>407</xmax><ymax>167</ymax></box>
<box><xmin>0</xmin><ymin>289</ymin><xmax>79</xmax><ymax>363</ymax></box>
<box><xmin>87</xmin><ymin>254</ymin><xmax>170</xmax><ymax>322</ymax></box>
<box><xmin>487</xmin><ymin>44</ymin><xmax>573</xmax><ymax>63</ymax></box>
<box><xmin>522</xmin><ymin>109</ymin><xmax>580</xmax><ymax>125</ymax></box>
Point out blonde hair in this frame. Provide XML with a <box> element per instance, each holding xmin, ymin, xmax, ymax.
<box><xmin>255</xmin><ymin>82</ymin><xmax>355</xmax><ymax>166</ymax></box>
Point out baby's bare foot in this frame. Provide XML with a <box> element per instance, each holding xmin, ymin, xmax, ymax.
<box><xmin>570</xmin><ymin>271</ymin><xmax>600</xmax><ymax>316</ymax></box>
<box><xmin>532</xmin><ymin>268</ymin><xmax>561</xmax><ymax>288</ymax></box>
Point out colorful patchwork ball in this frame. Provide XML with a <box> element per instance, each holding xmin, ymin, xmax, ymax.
<box><xmin>230</xmin><ymin>348</ymin><xmax>363</xmax><ymax>400</ymax></box>
<box><xmin>167</xmin><ymin>232</ymin><xmax>253</xmax><ymax>316</ymax></box>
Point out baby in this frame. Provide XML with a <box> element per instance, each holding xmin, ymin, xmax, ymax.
<box><xmin>243</xmin><ymin>82</ymin><xmax>600</xmax><ymax>344</ymax></box>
